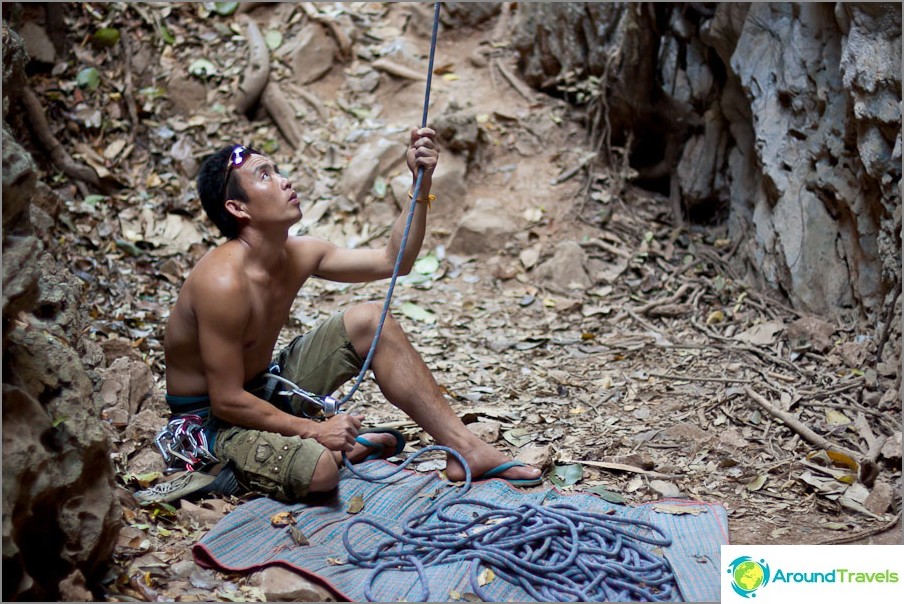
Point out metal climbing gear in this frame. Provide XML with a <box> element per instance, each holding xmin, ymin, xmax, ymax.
<box><xmin>262</xmin><ymin>372</ymin><xmax>341</xmax><ymax>418</ymax></box>
<box><xmin>154</xmin><ymin>414</ymin><xmax>218</xmax><ymax>474</ymax></box>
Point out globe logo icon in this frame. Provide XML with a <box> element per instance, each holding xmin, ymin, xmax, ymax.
<box><xmin>727</xmin><ymin>556</ymin><xmax>770</xmax><ymax>598</ymax></box>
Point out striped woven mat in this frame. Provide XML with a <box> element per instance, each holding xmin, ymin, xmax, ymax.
<box><xmin>194</xmin><ymin>461</ymin><xmax>728</xmax><ymax>602</ymax></box>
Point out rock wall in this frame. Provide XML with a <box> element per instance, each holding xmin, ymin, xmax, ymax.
<box><xmin>2</xmin><ymin>20</ymin><xmax>121</xmax><ymax>601</ymax></box>
<box><xmin>513</xmin><ymin>2</ymin><xmax>901</xmax><ymax>330</ymax></box>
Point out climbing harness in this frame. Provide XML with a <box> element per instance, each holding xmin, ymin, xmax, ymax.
<box><xmin>154</xmin><ymin>414</ymin><xmax>218</xmax><ymax>474</ymax></box>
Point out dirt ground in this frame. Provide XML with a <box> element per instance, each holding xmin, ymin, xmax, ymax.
<box><xmin>14</xmin><ymin>3</ymin><xmax>900</xmax><ymax>600</ymax></box>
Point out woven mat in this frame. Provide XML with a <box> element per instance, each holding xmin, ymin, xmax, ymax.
<box><xmin>194</xmin><ymin>461</ymin><xmax>728</xmax><ymax>602</ymax></box>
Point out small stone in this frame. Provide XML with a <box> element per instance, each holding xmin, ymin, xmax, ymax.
<box><xmin>249</xmin><ymin>566</ymin><xmax>336</xmax><ymax>601</ymax></box>
<box><xmin>467</xmin><ymin>421</ymin><xmax>501</xmax><ymax>443</ymax></box>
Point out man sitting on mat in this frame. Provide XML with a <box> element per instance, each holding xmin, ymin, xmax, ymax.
<box><xmin>147</xmin><ymin>128</ymin><xmax>542</xmax><ymax>503</ymax></box>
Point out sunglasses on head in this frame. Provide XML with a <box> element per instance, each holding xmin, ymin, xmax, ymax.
<box><xmin>221</xmin><ymin>145</ymin><xmax>260</xmax><ymax>201</ymax></box>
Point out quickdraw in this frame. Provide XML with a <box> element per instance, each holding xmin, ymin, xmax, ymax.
<box><xmin>154</xmin><ymin>414</ymin><xmax>218</xmax><ymax>474</ymax></box>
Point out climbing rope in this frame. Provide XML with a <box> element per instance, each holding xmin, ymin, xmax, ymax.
<box><xmin>332</xmin><ymin>4</ymin><xmax>679</xmax><ymax>601</ymax></box>
<box><xmin>342</xmin><ymin>450</ymin><xmax>677</xmax><ymax>602</ymax></box>
<box><xmin>339</xmin><ymin>1</ymin><xmax>443</xmax><ymax>412</ymax></box>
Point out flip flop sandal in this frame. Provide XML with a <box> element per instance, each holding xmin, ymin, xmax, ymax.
<box><xmin>475</xmin><ymin>460</ymin><xmax>544</xmax><ymax>487</ymax></box>
<box><xmin>355</xmin><ymin>427</ymin><xmax>407</xmax><ymax>461</ymax></box>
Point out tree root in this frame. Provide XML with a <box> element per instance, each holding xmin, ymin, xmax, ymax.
<box><xmin>300</xmin><ymin>2</ymin><xmax>352</xmax><ymax>59</ymax></box>
<box><xmin>234</xmin><ymin>16</ymin><xmax>270</xmax><ymax>115</ymax></box>
<box><xmin>120</xmin><ymin>30</ymin><xmax>140</xmax><ymax>143</ymax></box>
<box><xmin>21</xmin><ymin>86</ymin><xmax>100</xmax><ymax>191</ymax></box>
<box><xmin>372</xmin><ymin>57</ymin><xmax>427</xmax><ymax>81</ymax></box>
<box><xmin>261</xmin><ymin>82</ymin><xmax>303</xmax><ymax>150</ymax></box>
<box><xmin>744</xmin><ymin>386</ymin><xmax>880</xmax><ymax>487</ymax></box>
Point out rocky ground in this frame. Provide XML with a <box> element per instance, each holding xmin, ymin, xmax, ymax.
<box><xmin>9</xmin><ymin>3</ymin><xmax>901</xmax><ymax>601</ymax></box>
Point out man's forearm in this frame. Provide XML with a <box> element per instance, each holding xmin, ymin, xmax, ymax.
<box><xmin>212</xmin><ymin>391</ymin><xmax>318</xmax><ymax>439</ymax></box>
<box><xmin>387</xmin><ymin>175</ymin><xmax>431</xmax><ymax>272</ymax></box>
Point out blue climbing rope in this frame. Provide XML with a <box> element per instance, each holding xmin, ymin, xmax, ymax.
<box><xmin>333</xmin><ymin>3</ymin><xmax>679</xmax><ymax>601</ymax></box>
<box><xmin>341</xmin><ymin>449</ymin><xmax>677</xmax><ymax>602</ymax></box>
<box><xmin>339</xmin><ymin>1</ymin><xmax>442</xmax><ymax>411</ymax></box>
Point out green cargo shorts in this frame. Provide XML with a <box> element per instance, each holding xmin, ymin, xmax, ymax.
<box><xmin>213</xmin><ymin>311</ymin><xmax>364</xmax><ymax>501</ymax></box>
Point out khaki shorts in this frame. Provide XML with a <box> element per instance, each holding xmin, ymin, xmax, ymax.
<box><xmin>213</xmin><ymin>311</ymin><xmax>364</xmax><ymax>501</ymax></box>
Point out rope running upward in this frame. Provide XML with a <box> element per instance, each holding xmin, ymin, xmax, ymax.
<box><xmin>337</xmin><ymin>4</ymin><xmax>678</xmax><ymax>601</ymax></box>
<box><xmin>338</xmin><ymin>2</ymin><xmax>442</xmax><ymax>412</ymax></box>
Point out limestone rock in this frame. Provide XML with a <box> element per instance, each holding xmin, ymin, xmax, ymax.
<box><xmin>531</xmin><ymin>241</ymin><xmax>592</xmax><ymax>293</ymax></box>
<box><xmin>19</xmin><ymin>21</ymin><xmax>55</xmax><ymax>64</ymax></box>
<box><xmin>292</xmin><ymin>23</ymin><xmax>337</xmax><ymax>85</ymax></box>
<box><xmin>467</xmin><ymin>421</ymin><xmax>501</xmax><ymax>443</ymax></box>
<box><xmin>2</xmin><ymin>132</ymin><xmax>37</xmax><ymax>228</ymax></box>
<box><xmin>248</xmin><ymin>566</ymin><xmax>336</xmax><ymax>602</ymax></box>
<box><xmin>447</xmin><ymin>197</ymin><xmax>518</xmax><ymax>255</ymax></box>
<box><xmin>337</xmin><ymin>137</ymin><xmax>406</xmax><ymax>204</ymax></box>
<box><xmin>432</xmin><ymin>104</ymin><xmax>480</xmax><ymax>160</ymax></box>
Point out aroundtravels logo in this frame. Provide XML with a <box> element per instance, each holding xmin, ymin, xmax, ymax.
<box><xmin>727</xmin><ymin>556</ymin><xmax>771</xmax><ymax>598</ymax></box>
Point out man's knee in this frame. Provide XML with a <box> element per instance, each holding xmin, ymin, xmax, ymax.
<box><xmin>345</xmin><ymin>302</ymin><xmax>395</xmax><ymax>349</ymax></box>
<box><xmin>308</xmin><ymin>451</ymin><xmax>340</xmax><ymax>493</ymax></box>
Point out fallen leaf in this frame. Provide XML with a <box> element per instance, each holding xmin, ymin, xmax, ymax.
<box><xmin>584</xmin><ymin>485</ymin><xmax>626</xmax><ymax>504</ymax></box>
<box><xmin>706</xmin><ymin>310</ymin><xmax>725</xmax><ymax>325</ymax></box>
<box><xmin>326</xmin><ymin>557</ymin><xmax>345</xmax><ymax>566</ymax></box>
<box><xmin>548</xmin><ymin>463</ymin><xmax>583</xmax><ymax>488</ymax></box>
<box><xmin>652</xmin><ymin>503</ymin><xmax>707</xmax><ymax>515</ymax></box>
<box><xmin>347</xmin><ymin>495</ymin><xmax>365</xmax><ymax>514</ymax></box>
<box><xmin>477</xmin><ymin>568</ymin><xmax>495</xmax><ymax>586</ymax></box>
<box><xmin>400</xmin><ymin>302</ymin><xmax>436</xmax><ymax>324</ymax></box>
<box><xmin>825</xmin><ymin>409</ymin><xmax>851</xmax><ymax>426</ymax></box>
<box><xmin>746</xmin><ymin>474</ymin><xmax>768</xmax><ymax>492</ymax></box>
<box><xmin>270</xmin><ymin>512</ymin><xmax>295</xmax><ymax>527</ymax></box>
<box><xmin>288</xmin><ymin>525</ymin><xmax>309</xmax><ymax>546</ymax></box>
<box><xmin>734</xmin><ymin>320</ymin><xmax>784</xmax><ymax>346</ymax></box>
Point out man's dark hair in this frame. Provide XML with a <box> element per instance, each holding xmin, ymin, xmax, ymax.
<box><xmin>197</xmin><ymin>145</ymin><xmax>250</xmax><ymax>239</ymax></box>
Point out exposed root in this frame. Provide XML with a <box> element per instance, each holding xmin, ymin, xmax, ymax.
<box><xmin>234</xmin><ymin>16</ymin><xmax>270</xmax><ymax>115</ymax></box>
<box><xmin>261</xmin><ymin>82</ymin><xmax>303</xmax><ymax>150</ymax></box>
<box><xmin>20</xmin><ymin>86</ymin><xmax>100</xmax><ymax>190</ymax></box>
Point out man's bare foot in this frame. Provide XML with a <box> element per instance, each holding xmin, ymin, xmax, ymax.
<box><xmin>443</xmin><ymin>438</ymin><xmax>543</xmax><ymax>485</ymax></box>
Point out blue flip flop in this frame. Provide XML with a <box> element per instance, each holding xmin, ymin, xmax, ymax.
<box><xmin>476</xmin><ymin>460</ymin><xmax>543</xmax><ymax>487</ymax></box>
<box><xmin>355</xmin><ymin>427</ymin><xmax>407</xmax><ymax>461</ymax></box>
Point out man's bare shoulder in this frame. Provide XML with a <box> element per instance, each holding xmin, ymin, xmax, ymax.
<box><xmin>184</xmin><ymin>242</ymin><xmax>249</xmax><ymax>298</ymax></box>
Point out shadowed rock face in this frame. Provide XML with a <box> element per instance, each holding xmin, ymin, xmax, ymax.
<box><xmin>2</xmin><ymin>19</ymin><xmax>120</xmax><ymax>602</ymax></box>
<box><xmin>514</xmin><ymin>2</ymin><xmax>901</xmax><ymax>325</ymax></box>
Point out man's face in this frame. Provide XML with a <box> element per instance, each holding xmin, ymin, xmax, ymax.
<box><xmin>229</xmin><ymin>152</ymin><xmax>301</xmax><ymax>226</ymax></box>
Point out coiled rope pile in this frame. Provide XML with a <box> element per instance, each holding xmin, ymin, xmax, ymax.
<box><xmin>343</xmin><ymin>447</ymin><xmax>678</xmax><ymax>602</ymax></box>
<box><xmin>335</xmin><ymin>4</ymin><xmax>679</xmax><ymax>601</ymax></box>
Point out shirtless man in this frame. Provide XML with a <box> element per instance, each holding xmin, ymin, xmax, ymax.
<box><xmin>160</xmin><ymin>128</ymin><xmax>541</xmax><ymax>502</ymax></box>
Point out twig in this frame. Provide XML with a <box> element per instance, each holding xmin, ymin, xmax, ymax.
<box><xmin>551</xmin><ymin>152</ymin><xmax>597</xmax><ymax>186</ymax></box>
<box><xmin>300</xmin><ymin>2</ymin><xmax>352</xmax><ymax>58</ymax></box>
<box><xmin>635</xmin><ymin>283</ymin><xmax>691</xmax><ymax>315</ymax></box>
<box><xmin>371</xmin><ymin>58</ymin><xmax>427</xmax><ymax>81</ymax></box>
<box><xmin>562</xmin><ymin>459</ymin><xmax>680</xmax><ymax>480</ymax></box>
<box><xmin>649</xmin><ymin>372</ymin><xmax>751</xmax><ymax>385</ymax></box>
<box><xmin>234</xmin><ymin>16</ymin><xmax>270</xmax><ymax>115</ymax></box>
<box><xmin>21</xmin><ymin>86</ymin><xmax>100</xmax><ymax>188</ymax></box>
<box><xmin>744</xmin><ymin>386</ymin><xmax>865</xmax><ymax>464</ymax></box>
<box><xmin>797</xmin><ymin>377</ymin><xmax>865</xmax><ymax>400</ymax></box>
<box><xmin>120</xmin><ymin>30</ymin><xmax>140</xmax><ymax>143</ymax></box>
<box><xmin>492</xmin><ymin>59</ymin><xmax>535</xmax><ymax>102</ymax></box>
<box><xmin>817</xmin><ymin>513</ymin><xmax>901</xmax><ymax>545</ymax></box>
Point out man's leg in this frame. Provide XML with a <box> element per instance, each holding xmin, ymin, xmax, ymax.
<box><xmin>343</xmin><ymin>303</ymin><xmax>542</xmax><ymax>483</ymax></box>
